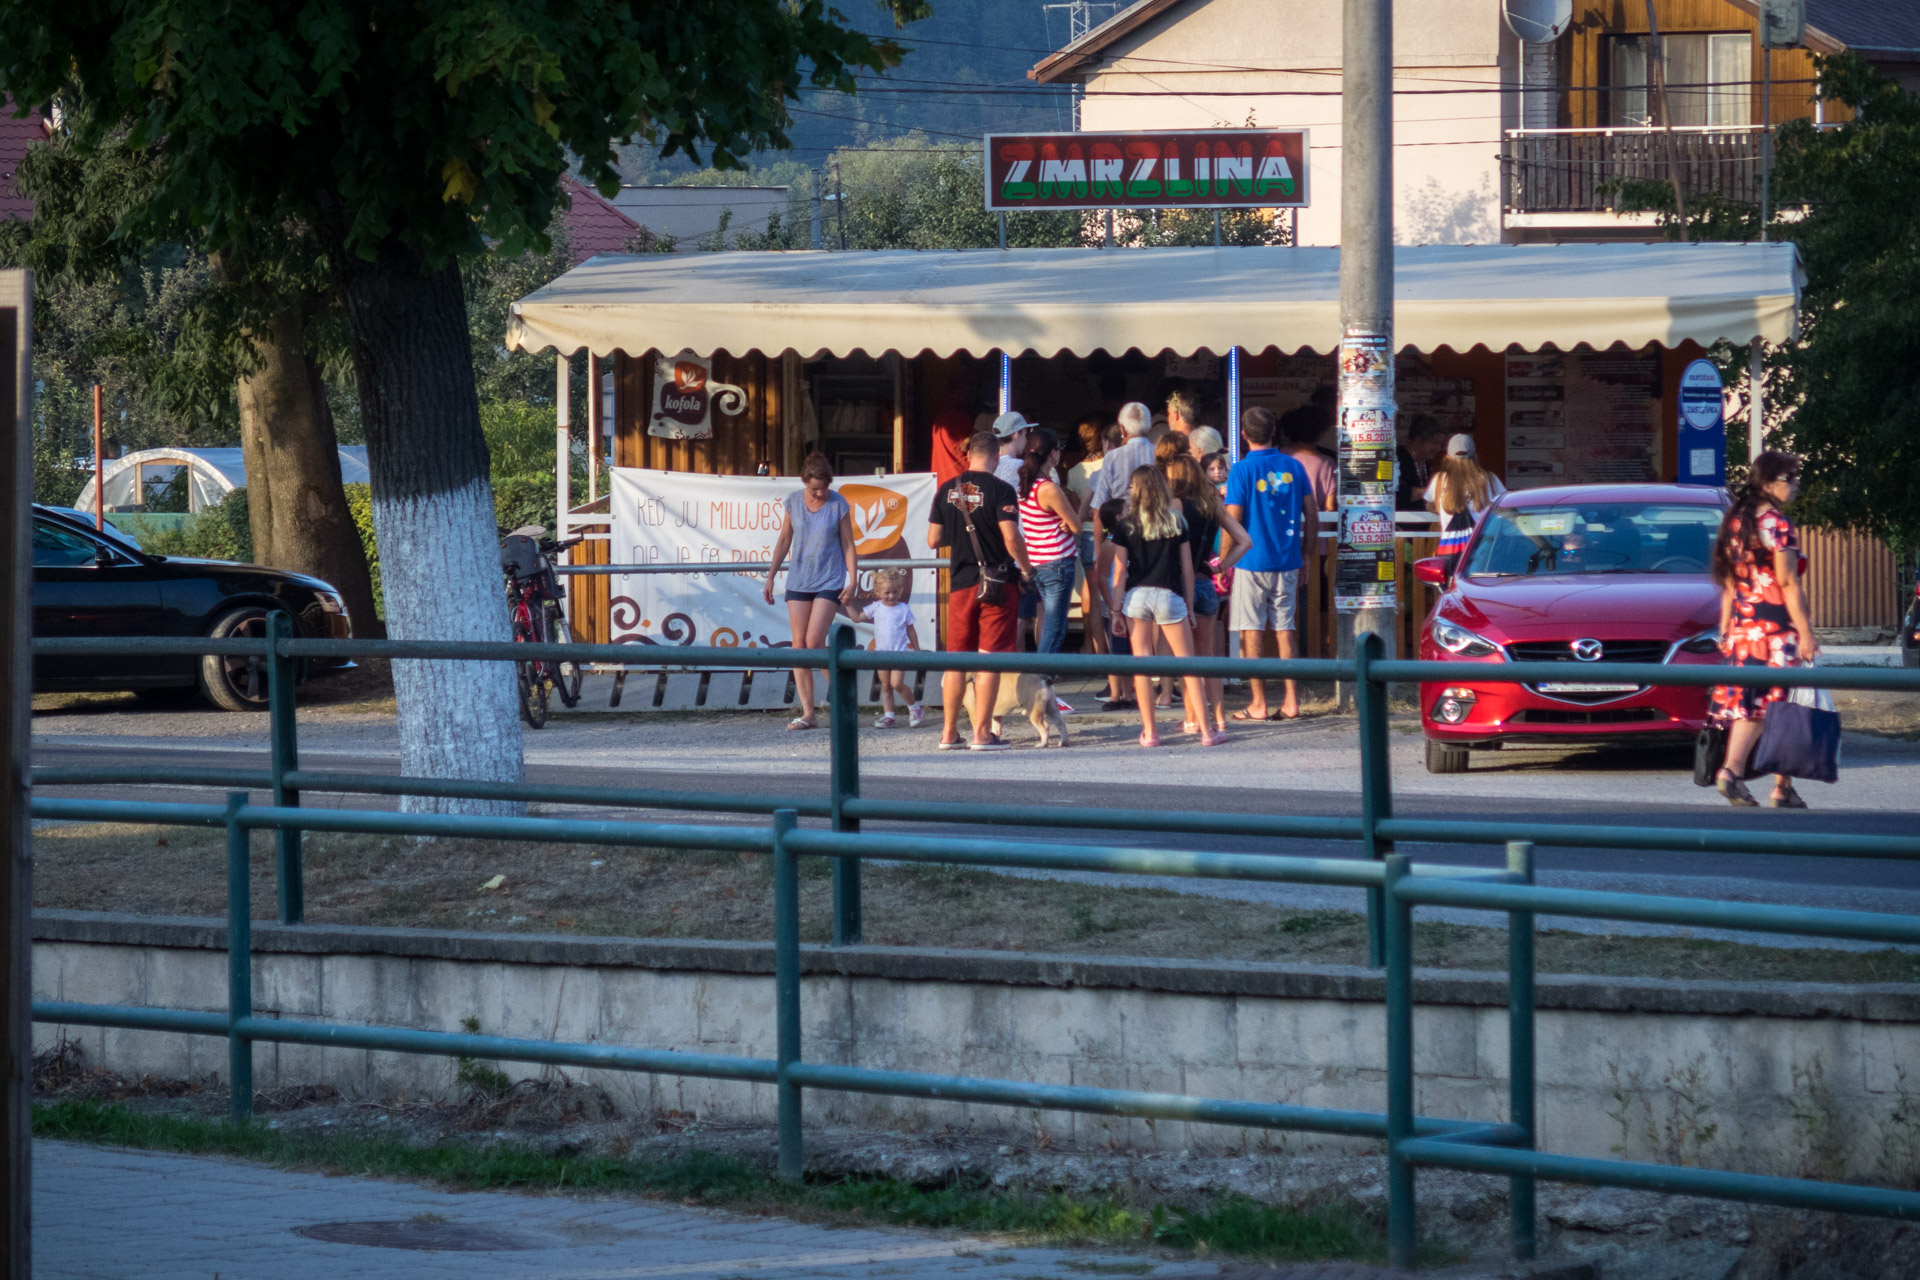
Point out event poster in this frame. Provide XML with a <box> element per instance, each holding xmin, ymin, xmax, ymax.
<box><xmin>1335</xmin><ymin>329</ymin><xmax>1398</xmax><ymax>612</ymax></box>
<box><xmin>607</xmin><ymin>468</ymin><xmax>937</xmax><ymax>651</ymax></box>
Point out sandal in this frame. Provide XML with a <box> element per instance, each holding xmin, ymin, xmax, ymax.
<box><xmin>1230</xmin><ymin>708</ymin><xmax>1266</xmax><ymax>722</ymax></box>
<box><xmin>786</xmin><ymin>717</ymin><xmax>816</xmax><ymax>731</ymax></box>
<box><xmin>1715</xmin><ymin>768</ymin><xmax>1757</xmax><ymax>807</ymax></box>
<box><xmin>1199</xmin><ymin>730</ymin><xmax>1226</xmax><ymax>748</ymax></box>
<box><xmin>1769</xmin><ymin>783</ymin><xmax>1808</xmax><ymax>810</ymax></box>
<box><xmin>1138</xmin><ymin>732</ymin><xmax>1161</xmax><ymax>749</ymax></box>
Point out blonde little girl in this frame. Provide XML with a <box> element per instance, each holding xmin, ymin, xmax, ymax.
<box><xmin>850</xmin><ymin>568</ymin><xmax>923</xmax><ymax>728</ymax></box>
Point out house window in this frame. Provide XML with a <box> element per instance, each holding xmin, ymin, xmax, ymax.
<box><xmin>1609</xmin><ymin>33</ymin><xmax>1751</xmax><ymax>128</ymax></box>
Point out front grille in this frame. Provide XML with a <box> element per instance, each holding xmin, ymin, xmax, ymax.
<box><xmin>1507</xmin><ymin>639</ymin><xmax>1670</xmax><ymax>664</ymax></box>
<box><xmin>1509</xmin><ymin>708</ymin><xmax>1666</xmax><ymax>726</ymax></box>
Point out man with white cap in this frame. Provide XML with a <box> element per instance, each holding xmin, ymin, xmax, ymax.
<box><xmin>992</xmin><ymin>411</ymin><xmax>1033</xmax><ymax>488</ymax></box>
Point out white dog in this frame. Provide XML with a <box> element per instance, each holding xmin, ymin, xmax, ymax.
<box><xmin>962</xmin><ymin>672</ymin><xmax>1069</xmax><ymax>748</ymax></box>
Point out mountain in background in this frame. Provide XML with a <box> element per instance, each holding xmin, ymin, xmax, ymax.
<box><xmin>617</xmin><ymin>0</ymin><xmax>1091</xmax><ymax>185</ymax></box>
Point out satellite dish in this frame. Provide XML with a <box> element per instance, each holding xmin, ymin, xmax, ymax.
<box><xmin>1502</xmin><ymin>0</ymin><xmax>1572</xmax><ymax>42</ymax></box>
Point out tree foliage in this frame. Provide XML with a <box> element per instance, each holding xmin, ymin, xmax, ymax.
<box><xmin>0</xmin><ymin>1</ymin><xmax>926</xmax><ymax>273</ymax></box>
<box><xmin>689</xmin><ymin>140</ymin><xmax>1294</xmax><ymax>252</ymax></box>
<box><xmin>1608</xmin><ymin>54</ymin><xmax>1920</xmax><ymax>552</ymax></box>
<box><xmin>1768</xmin><ymin>57</ymin><xmax>1920</xmax><ymax>552</ymax></box>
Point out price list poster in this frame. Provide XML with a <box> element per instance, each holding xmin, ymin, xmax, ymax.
<box><xmin>1504</xmin><ymin>347</ymin><xmax>1661</xmax><ymax>490</ymax></box>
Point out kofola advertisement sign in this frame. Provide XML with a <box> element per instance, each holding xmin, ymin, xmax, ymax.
<box><xmin>984</xmin><ymin>130</ymin><xmax>1309</xmax><ymax>212</ymax></box>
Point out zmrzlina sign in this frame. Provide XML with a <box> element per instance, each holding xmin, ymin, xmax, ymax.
<box><xmin>984</xmin><ymin>130</ymin><xmax>1309</xmax><ymax>212</ymax></box>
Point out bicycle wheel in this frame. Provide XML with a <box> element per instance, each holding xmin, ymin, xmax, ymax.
<box><xmin>518</xmin><ymin>660</ymin><xmax>550</xmax><ymax>729</ymax></box>
<box><xmin>547</xmin><ymin>603</ymin><xmax>583</xmax><ymax>707</ymax></box>
<box><xmin>509</xmin><ymin>589</ymin><xmax>551</xmax><ymax>729</ymax></box>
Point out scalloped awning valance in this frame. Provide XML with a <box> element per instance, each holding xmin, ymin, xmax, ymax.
<box><xmin>506</xmin><ymin>242</ymin><xmax>1802</xmax><ymax>360</ymax></box>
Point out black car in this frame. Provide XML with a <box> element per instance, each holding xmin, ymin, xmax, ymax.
<box><xmin>31</xmin><ymin>503</ymin><xmax>352</xmax><ymax>710</ymax></box>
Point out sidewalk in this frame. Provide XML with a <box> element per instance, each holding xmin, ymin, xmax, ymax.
<box><xmin>34</xmin><ymin>1140</ymin><xmax>1334</xmax><ymax>1280</ymax></box>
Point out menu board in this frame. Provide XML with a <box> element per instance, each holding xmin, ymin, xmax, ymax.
<box><xmin>1505</xmin><ymin>347</ymin><xmax>1662</xmax><ymax>490</ymax></box>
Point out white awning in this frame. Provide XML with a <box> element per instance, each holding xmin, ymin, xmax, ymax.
<box><xmin>506</xmin><ymin>241</ymin><xmax>1802</xmax><ymax>360</ymax></box>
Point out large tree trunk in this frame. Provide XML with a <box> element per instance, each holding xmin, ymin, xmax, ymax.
<box><xmin>235</xmin><ymin>301</ymin><xmax>384</xmax><ymax>639</ymax></box>
<box><xmin>324</xmin><ymin>232</ymin><xmax>524</xmax><ymax>814</ymax></box>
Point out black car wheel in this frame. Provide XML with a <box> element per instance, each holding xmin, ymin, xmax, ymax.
<box><xmin>1425</xmin><ymin>739</ymin><xmax>1471</xmax><ymax>774</ymax></box>
<box><xmin>199</xmin><ymin>607</ymin><xmax>273</xmax><ymax>711</ymax></box>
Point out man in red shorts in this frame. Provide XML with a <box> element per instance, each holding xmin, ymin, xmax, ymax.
<box><xmin>928</xmin><ymin>431</ymin><xmax>1030</xmax><ymax>751</ymax></box>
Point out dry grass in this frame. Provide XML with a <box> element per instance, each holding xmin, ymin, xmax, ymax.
<box><xmin>32</xmin><ymin>821</ymin><xmax>1920</xmax><ymax>984</ymax></box>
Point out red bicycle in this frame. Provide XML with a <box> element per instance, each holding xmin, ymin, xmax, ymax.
<box><xmin>501</xmin><ymin>525</ymin><xmax>583</xmax><ymax>728</ymax></box>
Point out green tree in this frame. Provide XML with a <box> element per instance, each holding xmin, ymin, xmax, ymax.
<box><xmin>0</xmin><ymin>1</ymin><xmax>924</xmax><ymax>812</ymax></box>
<box><xmin>1608</xmin><ymin>55</ymin><xmax>1920</xmax><ymax>555</ymax></box>
<box><xmin>0</xmin><ymin>113</ymin><xmax>383</xmax><ymax>636</ymax></box>
<box><xmin>683</xmin><ymin>140</ymin><xmax>1293</xmax><ymax>252</ymax></box>
<box><xmin>1768</xmin><ymin>57</ymin><xmax>1920</xmax><ymax>553</ymax></box>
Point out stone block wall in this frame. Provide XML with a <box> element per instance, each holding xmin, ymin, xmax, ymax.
<box><xmin>31</xmin><ymin>912</ymin><xmax>1920</xmax><ymax>1178</ymax></box>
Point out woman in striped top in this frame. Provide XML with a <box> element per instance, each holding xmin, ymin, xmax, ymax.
<box><xmin>1017</xmin><ymin>427</ymin><xmax>1081</xmax><ymax>656</ymax></box>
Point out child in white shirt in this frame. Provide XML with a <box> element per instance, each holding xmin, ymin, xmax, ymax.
<box><xmin>850</xmin><ymin>568</ymin><xmax>923</xmax><ymax>728</ymax></box>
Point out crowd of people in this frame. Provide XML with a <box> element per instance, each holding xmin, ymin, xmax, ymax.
<box><xmin>764</xmin><ymin>384</ymin><xmax>1355</xmax><ymax>751</ymax></box>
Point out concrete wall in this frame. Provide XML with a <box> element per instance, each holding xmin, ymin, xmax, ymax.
<box><xmin>34</xmin><ymin>912</ymin><xmax>1920</xmax><ymax>1179</ymax></box>
<box><xmin>1070</xmin><ymin>0</ymin><xmax>1513</xmax><ymax>247</ymax></box>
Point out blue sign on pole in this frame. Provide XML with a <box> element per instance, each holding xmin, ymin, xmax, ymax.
<box><xmin>1677</xmin><ymin>358</ymin><xmax>1727</xmax><ymax>488</ymax></box>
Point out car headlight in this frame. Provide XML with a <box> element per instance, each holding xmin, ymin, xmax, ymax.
<box><xmin>1431</xmin><ymin>617</ymin><xmax>1505</xmax><ymax>658</ymax></box>
<box><xmin>1675</xmin><ymin>629</ymin><xmax>1721</xmax><ymax>656</ymax></box>
<box><xmin>316</xmin><ymin>591</ymin><xmax>346</xmax><ymax>615</ymax></box>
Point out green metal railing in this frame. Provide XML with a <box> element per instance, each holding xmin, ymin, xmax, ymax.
<box><xmin>27</xmin><ymin>628</ymin><xmax>1920</xmax><ymax>1269</ymax></box>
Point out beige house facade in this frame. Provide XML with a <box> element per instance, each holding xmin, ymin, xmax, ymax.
<box><xmin>1032</xmin><ymin>0</ymin><xmax>1920</xmax><ymax>246</ymax></box>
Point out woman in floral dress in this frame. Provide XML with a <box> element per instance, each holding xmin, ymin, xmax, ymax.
<box><xmin>1709</xmin><ymin>451</ymin><xmax>1819</xmax><ymax>807</ymax></box>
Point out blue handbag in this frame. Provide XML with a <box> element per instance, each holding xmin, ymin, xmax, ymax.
<box><xmin>1748</xmin><ymin>687</ymin><xmax>1841</xmax><ymax>784</ymax></box>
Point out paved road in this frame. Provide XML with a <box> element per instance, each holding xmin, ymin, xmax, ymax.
<box><xmin>36</xmin><ymin>1140</ymin><xmax>1242</xmax><ymax>1280</ymax></box>
<box><xmin>31</xmin><ymin>737</ymin><xmax>1920</xmax><ymax>944</ymax></box>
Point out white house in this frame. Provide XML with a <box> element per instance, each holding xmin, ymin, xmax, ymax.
<box><xmin>1031</xmin><ymin>0</ymin><xmax>1920</xmax><ymax>245</ymax></box>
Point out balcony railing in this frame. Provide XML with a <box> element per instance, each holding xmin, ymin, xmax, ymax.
<box><xmin>1502</xmin><ymin>126</ymin><xmax>1763</xmax><ymax>215</ymax></box>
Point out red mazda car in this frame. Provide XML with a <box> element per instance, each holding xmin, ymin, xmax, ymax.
<box><xmin>1415</xmin><ymin>483</ymin><xmax>1729</xmax><ymax>773</ymax></box>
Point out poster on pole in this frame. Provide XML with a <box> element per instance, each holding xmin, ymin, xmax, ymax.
<box><xmin>607</xmin><ymin>468</ymin><xmax>937</xmax><ymax>654</ymax></box>
<box><xmin>1335</xmin><ymin>329</ymin><xmax>1398</xmax><ymax>613</ymax></box>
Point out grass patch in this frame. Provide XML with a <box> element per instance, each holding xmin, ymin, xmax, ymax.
<box><xmin>29</xmin><ymin>821</ymin><xmax>1920</xmax><ymax>983</ymax></box>
<box><xmin>34</xmin><ymin>1099</ymin><xmax>1398</xmax><ymax>1265</ymax></box>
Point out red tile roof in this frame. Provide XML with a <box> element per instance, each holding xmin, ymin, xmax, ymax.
<box><xmin>0</xmin><ymin>104</ymin><xmax>47</xmax><ymax>221</ymax></box>
<box><xmin>562</xmin><ymin>176</ymin><xmax>647</xmax><ymax>262</ymax></box>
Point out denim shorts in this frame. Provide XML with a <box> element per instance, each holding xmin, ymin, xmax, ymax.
<box><xmin>1078</xmin><ymin>529</ymin><xmax>1097</xmax><ymax>568</ymax></box>
<box><xmin>1122</xmin><ymin>586</ymin><xmax>1189</xmax><ymax>625</ymax></box>
<box><xmin>1191</xmin><ymin>575</ymin><xmax>1219</xmax><ymax>618</ymax></box>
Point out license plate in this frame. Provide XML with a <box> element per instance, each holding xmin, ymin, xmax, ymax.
<box><xmin>1535</xmin><ymin>681</ymin><xmax>1642</xmax><ymax>694</ymax></box>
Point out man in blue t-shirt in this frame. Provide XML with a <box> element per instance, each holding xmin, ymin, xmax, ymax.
<box><xmin>1224</xmin><ymin>406</ymin><xmax>1319</xmax><ymax>719</ymax></box>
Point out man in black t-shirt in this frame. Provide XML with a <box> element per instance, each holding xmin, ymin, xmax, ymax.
<box><xmin>928</xmin><ymin>431</ymin><xmax>1030</xmax><ymax>751</ymax></box>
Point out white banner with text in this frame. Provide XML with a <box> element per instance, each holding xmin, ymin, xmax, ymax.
<box><xmin>606</xmin><ymin>468</ymin><xmax>938</xmax><ymax>654</ymax></box>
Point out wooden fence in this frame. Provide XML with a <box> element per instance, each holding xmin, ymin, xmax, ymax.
<box><xmin>1802</xmin><ymin>527</ymin><xmax>1901</xmax><ymax>631</ymax></box>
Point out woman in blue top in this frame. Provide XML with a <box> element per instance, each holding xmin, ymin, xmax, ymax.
<box><xmin>764</xmin><ymin>454</ymin><xmax>858</xmax><ymax>730</ymax></box>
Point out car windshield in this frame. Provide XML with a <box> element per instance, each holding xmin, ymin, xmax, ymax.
<box><xmin>1461</xmin><ymin>503</ymin><xmax>1723</xmax><ymax>577</ymax></box>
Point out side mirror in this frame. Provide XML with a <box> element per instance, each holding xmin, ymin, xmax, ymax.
<box><xmin>1413</xmin><ymin>556</ymin><xmax>1451</xmax><ymax>587</ymax></box>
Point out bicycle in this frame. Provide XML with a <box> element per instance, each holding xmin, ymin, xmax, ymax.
<box><xmin>501</xmin><ymin>525</ymin><xmax>583</xmax><ymax>728</ymax></box>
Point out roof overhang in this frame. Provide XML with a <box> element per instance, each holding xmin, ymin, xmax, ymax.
<box><xmin>506</xmin><ymin>242</ymin><xmax>1804</xmax><ymax>360</ymax></box>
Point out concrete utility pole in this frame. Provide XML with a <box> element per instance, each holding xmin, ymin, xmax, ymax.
<box><xmin>810</xmin><ymin>170</ymin><xmax>823</xmax><ymax>250</ymax></box>
<box><xmin>2</xmin><ymin>268</ymin><xmax>34</xmax><ymax>1280</ymax></box>
<box><xmin>1335</xmin><ymin>0</ymin><xmax>1397</xmax><ymax>668</ymax></box>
